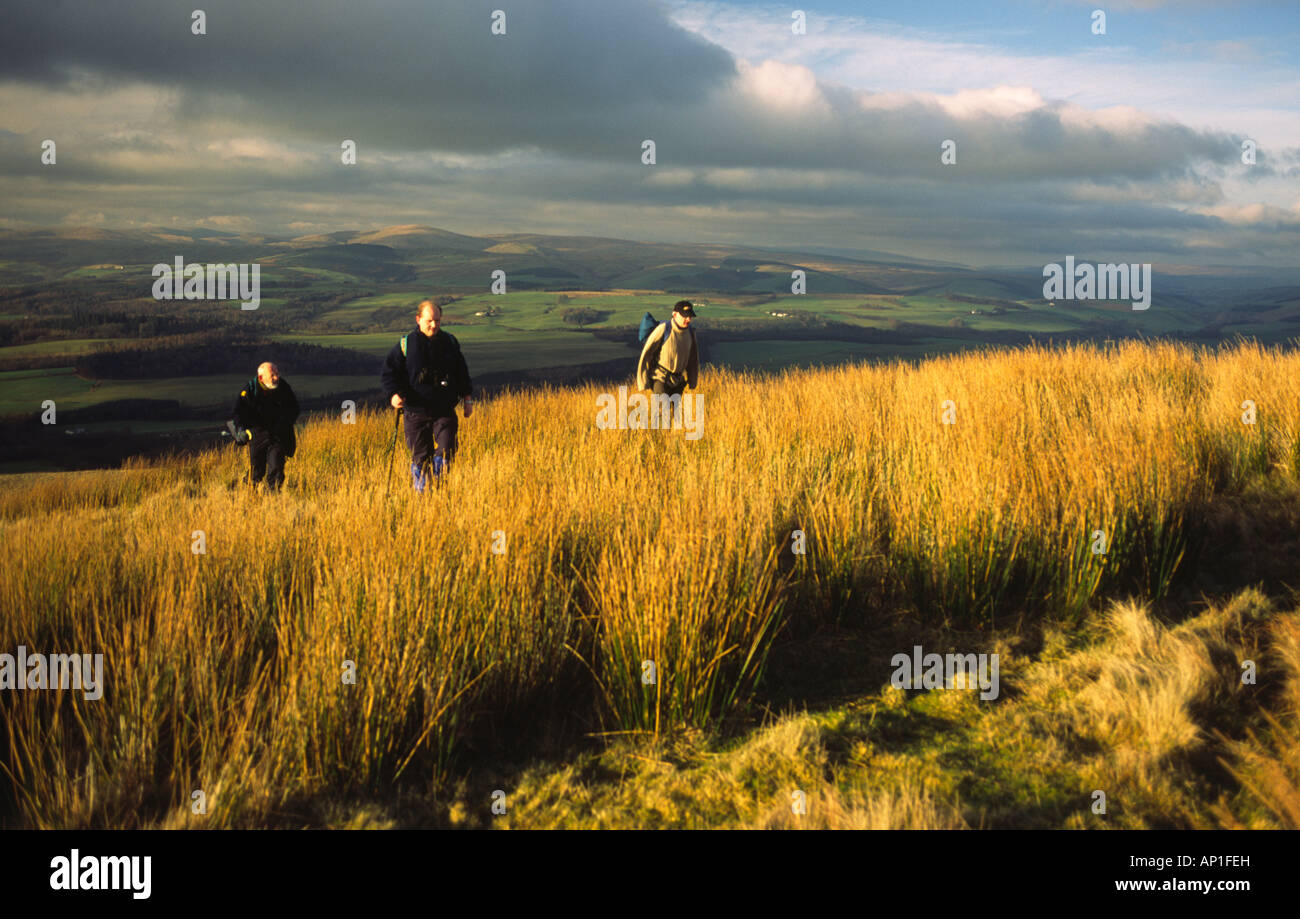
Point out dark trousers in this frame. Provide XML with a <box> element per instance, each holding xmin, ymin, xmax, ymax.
<box><xmin>651</xmin><ymin>379</ymin><xmax>688</xmax><ymax>429</ymax></box>
<box><xmin>250</xmin><ymin>434</ymin><xmax>287</xmax><ymax>489</ymax></box>
<box><xmin>404</xmin><ymin>410</ymin><xmax>459</xmax><ymax>482</ymax></box>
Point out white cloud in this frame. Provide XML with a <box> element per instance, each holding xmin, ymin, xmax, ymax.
<box><xmin>669</xmin><ymin>1</ymin><xmax>1300</xmax><ymax>147</ymax></box>
<box><xmin>644</xmin><ymin>168</ymin><xmax>696</xmax><ymax>187</ymax></box>
<box><xmin>735</xmin><ymin>58</ymin><xmax>828</xmax><ymax>113</ymax></box>
<box><xmin>1196</xmin><ymin>201</ymin><xmax>1300</xmax><ymax>227</ymax></box>
<box><xmin>194</xmin><ymin>215</ymin><xmax>256</xmax><ymax>231</ymax></box>
<box><xmin>207</xmin><ymin>137</ymin><xmax>303</xmax><ymax>164</ymax></box>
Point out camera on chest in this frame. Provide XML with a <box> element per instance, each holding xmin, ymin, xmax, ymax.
<box><xmin>413</xmin><ymin>337</ymin><xmax>453</xmax><ymax>388</ymax></box>
<box><xmin>416</xmin><ymin>366</ymin><xmax>451</xmax><ymax>388</ymax></box>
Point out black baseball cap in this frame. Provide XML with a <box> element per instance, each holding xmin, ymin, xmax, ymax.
<box><xmin>673</xmin><ymin>300</ymin><xmax>697</xmax><ymax>316</ymax></box>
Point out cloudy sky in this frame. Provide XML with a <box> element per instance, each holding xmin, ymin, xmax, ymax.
<box><xmin>1</xmin><ymin>0</ymin><xmax>1297</xmax><ymax>267</ymax></box>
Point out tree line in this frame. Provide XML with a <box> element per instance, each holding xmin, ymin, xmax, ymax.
<box><xmin>73</xmin><ymin>331</ymin><xmax>380</xmax><ymax>379</ymax></box>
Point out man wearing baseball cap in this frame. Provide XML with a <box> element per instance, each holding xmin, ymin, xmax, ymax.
<box><xmin>636</xmin><ymin>300</ymin><xmax>699</xmax><ymax>396</ymax></box>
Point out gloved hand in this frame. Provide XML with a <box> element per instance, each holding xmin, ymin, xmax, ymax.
<box><xmin>463</xmin><ymin>397</ymin><xmax>474</xmax><ymax>418</ymax></box>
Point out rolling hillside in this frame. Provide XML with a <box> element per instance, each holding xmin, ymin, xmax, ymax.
<box><xmin>2</xmin><ymin>341</ymin><xmax>1298</xmax><ymax>829</ymax></box>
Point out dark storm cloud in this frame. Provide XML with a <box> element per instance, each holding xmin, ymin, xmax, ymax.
<box><xmin>0</xmin><ymin>0</ymin><xmax>1293</xmax><ymax>265</ymax></box>
<box><xmin>0</xmin><ymin>0</ymin><xmax>736</xmax><ymax>153</ymax></box>
<box><xmin>0</xmin><ymin>0</ymin><xmax>1254</xmax><ymax>182</ymax></box>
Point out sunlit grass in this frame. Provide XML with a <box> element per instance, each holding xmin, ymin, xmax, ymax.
<box><xmin>2</xmin><ymin>339</ymin><xmax>1299</xmax><ymax>827</ymax></box>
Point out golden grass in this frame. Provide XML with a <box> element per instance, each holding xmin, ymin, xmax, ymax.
<box><xmin>496</xmin><ymin>714</ymin><xmax>968</xmax><ymax>829</ymax></box>
<box><xmin>2</xmin><ymin>339</ymin><xmax>1300</xmax><ymax>827</ymax></box>
<box><xmin>492</xmin><ymin>588</ymin><xmax>1298</xmax><ymax>830</ymax></box>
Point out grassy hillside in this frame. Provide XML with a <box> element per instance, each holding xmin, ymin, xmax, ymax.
<box><xmin>2</xmin><ymin>340</ymin><xmax>1299</xmax><ymax>828</ymax></box>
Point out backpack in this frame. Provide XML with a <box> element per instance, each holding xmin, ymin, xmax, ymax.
<box><xmin>644</xmin><ymin>319</ymin><xmax>673</xmax><ymax>370</ymax></box>
<box><xmin>637</xmin><ymin>312</ymin><xmax>659</xmax><ymax>344</ymax></box>
<box><xmin>226</xmin><ymin>378</ymin><xmax>259</xmax><ymax>445</ymax></box>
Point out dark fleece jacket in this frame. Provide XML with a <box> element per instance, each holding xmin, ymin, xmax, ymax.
<box><xmin>381</xmin><ymin>328</ymin><xmax>473</xmax><ymax>416</ymax></box>
<box><xmin>232</xmin><ymin>377</ymin><xmax>300</xmax><ymax>456</ymax></box>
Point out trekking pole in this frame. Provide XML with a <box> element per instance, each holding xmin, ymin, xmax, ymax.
<box><xmin>384</xmin><ymin>408</ymin><xmax>402</xmax><ymax>499</ymax></box>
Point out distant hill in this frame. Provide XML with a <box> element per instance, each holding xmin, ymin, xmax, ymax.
<box><xmin>348</xmin><ymin>225</ymin><xmax>491</xmax><ymax>253</ymax></box>
<box><xmin>0</xmin><ymin>224</ymin><xmax>1297</xmax><ymax>305</ymax></box>
<box><xmin>264</xmin><ymin>244</ymin><xmax>418</xmax><ymax>282</ymax></box>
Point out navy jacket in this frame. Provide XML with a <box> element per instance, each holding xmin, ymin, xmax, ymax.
<box><xmin>381</xmin><ymin>328</ymin><xmax>473</xmax><ymax>417</ymax></box>
<box><xmin>232</xmin><ymin>378</ymin><xmax>299</xmax><ymax>456</ymax></box>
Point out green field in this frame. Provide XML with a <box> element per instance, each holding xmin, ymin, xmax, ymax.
<box><xmin>0</xmin><ymin>288</ymin><xmax>1281</xmax><ymax>426</ymax></box>
<box><xmin>274</xmin><ymin>326</ymin><xmax>633</xmax><ymax>374</ymax></box>
<box><xmin>0</xmin><ymin>337</ymin><xmax>142</xmax><ymax>357</ymax></box>
<box><xmin>243</xmin><ymin>283</ymin><xmax>1226</xmax><ymax>344</ymax></box>
<box><xmin>71</xmin><ymin>419</ymin><xmax>221</xmax><ymax>434</ymax></box>
<box><xmin>316</xmin><ymin>290</ymin><xmax>430</xmax><ymax>322</ymax></box>
<box><xmin>324</xmin><ymin>291</ymin><xmax>795</xmax><ymax>332</ymax></box>
<box><xmin>0</xmin><ymin>461</ymin><xmax>60</xmax><ymax>474</ymax></box>
<box><xmin>0</xmin><ymin>367</ymin><xmax>377</xmax><ymax>415</ymax></box>
<box><xmin>420</xmin><ymin>291</ymin><xmax>1200</xmax><ymax>336</ymax></box>
<box><xmin>60</xmin><ymin>266</ymin><xmax>137</xmax><ymax>280</ymax></box>
<box><xmin>279</xmin><ymin>265</ymin><xmax>372</xmax><ymax>287</ymax></box>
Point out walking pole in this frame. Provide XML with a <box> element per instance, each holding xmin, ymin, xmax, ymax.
<box><xmin>384</xmin><ymin>407</ymin><xmax>402</xmax><ymax>499</ymax></box>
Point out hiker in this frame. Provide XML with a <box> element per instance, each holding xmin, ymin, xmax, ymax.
<box><xmin>231</xmin><ymin>361</ymin><xmax>299</xmax><ymax>491</ymax></box>
<box><xmin>381</xmin><ymin>299</ymin><xmax>474</xmax><ymax>492</ymax></box>
<box><xmin>636</xmin><ymin>300</ymin><xmax>699</xmax><ymax>395</ymax></box>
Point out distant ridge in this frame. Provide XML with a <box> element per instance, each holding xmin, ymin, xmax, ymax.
<box><xmin>0</xmin><ymin>224</ymin><xmax>1296</xmax><ymax>295</ymax></box>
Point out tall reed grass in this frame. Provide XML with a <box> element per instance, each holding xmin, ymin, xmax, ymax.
<box><xmin>2</xmin><ymin>339</ymin><xmax>1297</xmax><ymax>826</ymax></box>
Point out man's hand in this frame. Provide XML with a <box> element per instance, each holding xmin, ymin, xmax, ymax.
<box><xmin>463</xmin><ymin>397</ymin><xmax>474</xmax><ymax>418</ymax></box>
<box><xmin>390</xmin><ymin>393</ymin><xmax>404</xmax><ymax>410</ymax></box>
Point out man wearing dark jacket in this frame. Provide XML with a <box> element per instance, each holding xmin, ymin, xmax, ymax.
<box><xmin>232</xmin><ymin>361</ymin><xmax>299</xmax><ymax>491</ymax></box>
<box><xmin>381</xmin><ymin>299</ymin><xmax>474</xmax><ymax>492</ymax></box>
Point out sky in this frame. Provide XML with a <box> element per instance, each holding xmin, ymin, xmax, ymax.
<box><xmin>0</xmin><ymin>0</ymin><xmax>1296</xmax><ymax>268</ymax></box>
